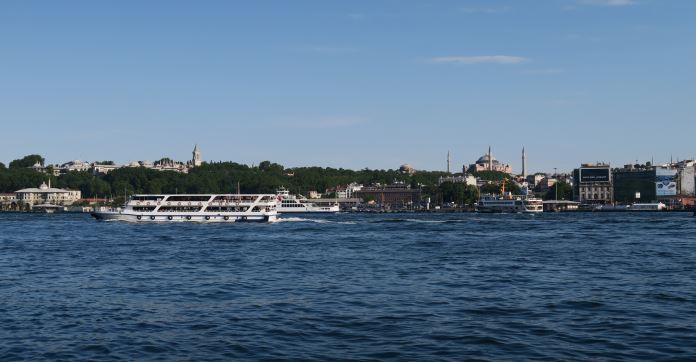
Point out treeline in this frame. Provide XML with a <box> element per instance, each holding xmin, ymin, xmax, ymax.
<box><xmin>0</xmin><ymin>155</ymin><xmax>523</xmax><ymax>205</ymax></box>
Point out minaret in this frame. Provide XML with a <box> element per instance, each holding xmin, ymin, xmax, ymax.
<box><xmin>192</xmin><ymin>144</ymin><xmax>202</xmax><ymax>167</ymax></box>
<box><xmin>488</xmin><ymin>146</ymin><xmax>493</xmax><ymax>171</ymax></box>
<box><xmin>522</xmin><ymin>146</ymin><xmax>527</xmax><ymax>179</ymax></box>
<box><xmin>447</xmin><ymin>151</ymin><xmax>451</xmax><ymax>174</ymax></box>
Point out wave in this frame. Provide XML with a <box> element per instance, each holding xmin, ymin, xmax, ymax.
<box><xmin>274</xmin><ymin>217</ymin><xmax>357</xmax><ymax>225</ymax></box>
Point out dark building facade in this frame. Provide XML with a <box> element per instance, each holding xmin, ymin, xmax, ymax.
<box><xmin>613</xmin><ymin>168</ymin><xmax>656</xmax><ymax>204</ymax></box>
<box><xmin>354</xmin><ymin>184</ymin><xmax>422</xmax><ymax>207</ymax></box>
<box><xmin>573</xmin><ymin>164</ymin><xmax>613</xmax><ymax>204</ymax></box>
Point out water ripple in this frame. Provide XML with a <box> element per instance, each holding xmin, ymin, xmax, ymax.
<box><xmin>1</xmin><ymin>212</ymin><xmax>695</xmax><ymax>360</ymax></box>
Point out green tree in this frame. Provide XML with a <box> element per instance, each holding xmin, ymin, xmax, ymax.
<box><xmin>544</xmin><ymin>181</ymin><xmax>573</xmax><ymax>201</ymax></box>
<box><xmin>0</xmin><ymin>162</ymin><xmax>5</xmax><ymax>169</ymax></box>
<box><xmin>9</xmin><ymin>154</ymin><xmax>45</xmax><ymax>169</ymax></box>
<box><xmin>439</xmin><ymin>182</ymin><xmax>479</xmax><ymax>205</ymax></box>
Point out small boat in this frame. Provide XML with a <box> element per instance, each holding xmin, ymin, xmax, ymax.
<box><xmin>91</xmin><ymin>194</ymin><xmax>278</xmax><ymax>222</ymax></box>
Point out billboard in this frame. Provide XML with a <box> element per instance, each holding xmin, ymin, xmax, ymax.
<box><xmin>656</xmin><ymin>167</ymin><xmax>677</xmax><ymax>196</ymax></box>
<box><xmin>580</xmin><ymin>167</ymin><xmax>610</xmax><ymax>183</ymax></box>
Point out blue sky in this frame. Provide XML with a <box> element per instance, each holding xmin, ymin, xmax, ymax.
<box><xmin>1</xmin><ymin>0</ymin><xmax>694</xmax><ymax>173</ymax></box>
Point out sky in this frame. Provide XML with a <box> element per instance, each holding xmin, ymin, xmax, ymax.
<box><xmin>1</xmin><ymin>0</ymin><xmax>695</xmax><ymax>173</ymax></box>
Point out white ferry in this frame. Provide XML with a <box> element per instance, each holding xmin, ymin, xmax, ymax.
<box><xmin>276</xmin><ymin>188</ymin><xmax>339</xmax><ymax>213</ymax></box>
<box><xmin>91</xmin><ymin>194</ymin><xmax>278</xmax><ymax>222</ymax></box>
<box><xmin>476</xmin><ymin>194</ymin><xmax>544</xmax><ymax>213</ymax></box>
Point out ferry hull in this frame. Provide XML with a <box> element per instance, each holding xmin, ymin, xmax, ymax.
<box><xmin>277</xmin><ymin>205</ymin><xmax>340</xmax><ymax>213</ymax></box>
<box><xmin>91</xmin><ymin>212</ymin><xmax>277</xmax><ymax>223</ymax></box>
<box><xmin>476</xmin><ymin>206</ymin><xmax>542</xmax><ymax>214</ymax></box>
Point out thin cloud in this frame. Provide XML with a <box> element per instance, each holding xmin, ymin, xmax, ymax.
<box><xmin>429</xmin><ymin>56</ymin><xmax>529</xmax><ymax>65</ymax></box>
<box><xmin>579</xmin><ymin>0</ymin><xmax>634</xmax><ymax>6</ymax></box>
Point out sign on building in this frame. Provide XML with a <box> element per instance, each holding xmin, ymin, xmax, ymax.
<box><xmin>579</xmin><ymin>167</ymin><xmax>610</xmax><ymax>182</ymax></box>
<box><xmin>655</xmin><ymin>167</ymin><xmax>677</xmax><ymax>196</ymax></box>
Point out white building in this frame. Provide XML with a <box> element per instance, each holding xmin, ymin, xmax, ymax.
<box><xmin>438</xmin><ymin>175</ymin><xmax>477</xmax><ymax>186</ymax></box>
<box><xmin>15</xmin><ymin>181</ymin><xmax>82</xmax><ymax>207</ymax></box>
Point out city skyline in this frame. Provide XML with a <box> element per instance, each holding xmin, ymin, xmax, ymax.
<box><xmin>2</xmin><ymin>1</ymin><xmax>695</xmax><ymax>172</ymax></box>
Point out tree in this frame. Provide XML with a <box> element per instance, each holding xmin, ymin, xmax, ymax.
<box><xmin>0</xmin><ymin>162</ymin><xmax>5</xmax><ymax>169</ymax></box>
<box><xmin>544</xmin><ymin>181</ymin><xmax>573</xmax><ymax>201</ymax></box>
<box><xmin>439</xmin><ymin>182</ymin><xmax>478</xmax><ymax>205</ymax></box>
<box><xmin>9</xmin><ymin>154</ymin><xmax>45</xmax><ymax>169</ymax></box>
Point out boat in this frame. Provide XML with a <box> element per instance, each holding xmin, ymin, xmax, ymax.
<box><xmin>276</xmin><ymin>187</ymin><xmax>340</xmax><ymax>213</ymax></box>
<box><xmin>91</xmin><ymin>194</ymin><xmax>278</xmax><ymax>222</ymax></box>
<box><xmin>476</xmin><ymin>194</ymin><xmax>544</xmax><ymax>213</ymax></box>
<box><xmin>475</xmin><ymin>179</ymin><xmax>543</xmax><ymax>213</ymax></box>
<box><xmin>630</xmin><ymin>202</ymin><xmax>667</xmax><ymax>211</ymax></box>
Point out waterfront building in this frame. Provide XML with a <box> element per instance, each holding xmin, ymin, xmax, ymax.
<box><xmin>15</xmin><ymin>181</ymin><xmax>81</xmax><ymax>207</ymax></box>
<box><xmin>613</xmin><ymin>165</ymin><xmax>657</xmax><ymax>204</ymax></box>
<box><xmin>675</xmin><ymin>160</ymin><xmax>696</xmax><ymax>196</ymax></box>
<box><xmin>573</xmin><ymin>163</ymin><xmax>613</xmax><ymax>204</ymax></box>
<box><xmin>466</xmin><ymin>147</ymin><xmax>513</xmax><ymax>174</ymax></box>
<box><xmin>0</xmin><ymin>193</ymin><xmax>18</xmax><ymax>211</ymax></box>
<box><xmin>438</xmin><ymin>175</ymin><xmax>477</xmax><ymax>186</ymax></box>
<box><xmin>354</xmin><ymin>183</ymin><xmax>422</xmax><ymax>208</ymax></box>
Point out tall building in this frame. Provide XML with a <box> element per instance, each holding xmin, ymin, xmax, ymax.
<box><xmin>573</xmin><ymin>163</ymin><xmax>613</xmax><ymax>204</ymax></box>
<box><xmin>192</xmin><ymin>144</ymin><xmax>202</xmax><ymax>167</ymax></box>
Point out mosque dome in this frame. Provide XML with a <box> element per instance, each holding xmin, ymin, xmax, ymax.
<box><xmin>476</xmin><ymin>154</ymin><xmax>499</xmax><ymax>164</ymax></box>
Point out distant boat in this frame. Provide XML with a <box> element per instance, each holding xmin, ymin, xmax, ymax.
<box><xmin>91</xmin><ymin>194</ymin><xmax>278</xmax><ymax>222</ymax></box>
<box><xmin>475</xmin><ymin>179</ymin><xmax>543</xmax><ymax>213</ymax></box>
<box><xmin>276</xmin><ymin>188</ymin><xmax>339</xmax><ymax>213</ymax></box>
<box><xmin>476</xmin><ymin>194</ymin><xmax>543</xmax><ymax>213</ymax></box>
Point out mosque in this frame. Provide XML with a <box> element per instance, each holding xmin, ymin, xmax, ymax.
<box><xmin>465</xmin><ymin>146</ymin><xmax>513</xmax><ymax>174</ymax></box>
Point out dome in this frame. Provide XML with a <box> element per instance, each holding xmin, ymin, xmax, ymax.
<box><xmin>476</xmin><ymin>154</ymin><xmax>499</xmax><ymax>164</ymax></box>
<box><xmin>39</xmin><ymin>182</ymin><xmax>48</xmax><ymax>190</ymax></box>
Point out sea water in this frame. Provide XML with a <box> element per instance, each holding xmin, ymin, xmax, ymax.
<box><xmin>1</xmin><ymin>212</ymin><xmax>695</xmax><ymax>360</ymax></box>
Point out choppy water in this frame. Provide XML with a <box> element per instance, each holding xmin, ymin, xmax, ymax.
<box><xmin>1</xmin><ymin>212</ymin><xmax>696</xmax><ymax>361</ymax></box>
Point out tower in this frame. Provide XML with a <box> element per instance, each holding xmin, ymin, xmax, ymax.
<box><xmin>192</xmin><ymin>144</ymin><xmax>202</xmax><ymax>167</ymax></box>
<box><xmin>488</xmin><ymin>146</ymin><xmax>493</xmax><ymax>171</ymax></box>
<box><xmin>447</xmin><ymin>151</ymin><xmax>451</xmax><ymax>174</ymax></box>
<box><xmin>522</xmin><ymin>146</ymin><xmax>527</xmax><ymax>179</ymax></box>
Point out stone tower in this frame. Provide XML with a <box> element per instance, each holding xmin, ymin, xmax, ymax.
<box><xmin>192</xmin><ymin>144</ymin><xmax>202</xmax><ymax>167</ymax></box>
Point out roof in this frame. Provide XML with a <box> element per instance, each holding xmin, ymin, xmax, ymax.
<box><xmin>16</xmin><ymin>187</ymin><xmax>71</xmax><ymax>193</ymax></box>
